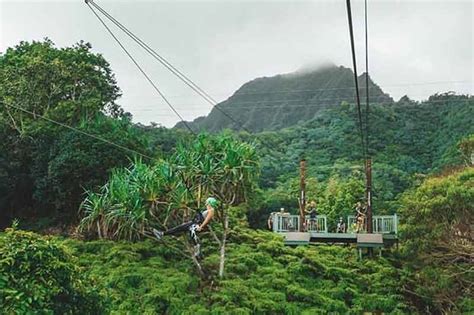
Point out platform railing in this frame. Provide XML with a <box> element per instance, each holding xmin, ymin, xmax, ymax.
<box><xmin>271</xmin><ymin>214</ymin><xmax>327</xmax><ymax>233</ymax></box>
<box><xmin>271</xmin><ymin>213</ymin><xmax>398</xmax><ymax>234</ymax></box>
<box><xmin>305</xmin><ymin>215</ymin><xmax>328</xmax><ymax>233</ymax></box>
<box><xmin>347</xmin><ymin>214</ymin><xmax>398</xmax><ymax>234</ymax></box>
<box><xmin>271</xmin><ymin>214</ymin><xmax>299</xmax><ymax>232</ymax></box>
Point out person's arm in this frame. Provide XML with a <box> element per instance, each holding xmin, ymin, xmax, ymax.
<box><xmin>197</xmin><ymin>207</ymin><xmax>214</xmax><ymax>231</ymax></box>
<box><xmin>268</xmin><ymin>214</ymin><xmax>274</xmax><ymax>229</ymax></box>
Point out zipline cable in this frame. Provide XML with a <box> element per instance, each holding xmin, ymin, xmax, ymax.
<box><xmin>140</xmin><ymin>92</ymin><xmax>469</xmax><ymax>111</ymax></box>
<box><xmin>1</xmin><ymin>101</ymin><xmax>155</xmax><ymax>161</ymax></box>
<box><xmin>364</xmin><ymin>0</ymin><xmax>373</xmax><ymax>235</ymax></box>
<box><xmin>89</xmin><ymin>0</ymin><xmax>216</xmax><ymax>105</ymax></box>
<box><xmin>345</xmin><ymin>0</ymin><xmax>367</xmax><ymax>161</ymax></box>
<box><xmin>137</xmin><ymin>99</ymin><xmax>471</xmax><ymax>114</ymax></box>
<box><xmin>87</xmin><ymin>0</ymin><xmax>250</xmax><ymax>133</ymax></box>
<box><xmin>364</xmin><ymin>0</ymin><xmax>370</xmax><ymax>159</ymax></box>
<box><xmin>85</xmin><ymin>1</ymin><xmax>195</xmax><ymax>135</ymax></box>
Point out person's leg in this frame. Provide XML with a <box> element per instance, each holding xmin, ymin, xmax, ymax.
<box><xmin>188</xmin><ymin>224</ymin><xmax>201</xmax><ymax>258</ymax></box>
<box><xmin>164</xmin><ymin>221</ymin><xmax>193</xmax><ymax>236</ymax></box>
<box><xmin>153</xmin><ymin>221</ymin><xmax>194</xmax><ymax>240</ymax></box>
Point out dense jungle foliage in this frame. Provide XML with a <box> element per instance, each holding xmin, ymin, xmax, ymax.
<box><xmin>1</xmin><ymin>40</ymin><xmax>472</xmax><ymax>314</ymax></box>
<box><xmin>247</xmin><ymin>94</ymin><xmax>473</xmax><ymax>229</ymax></box>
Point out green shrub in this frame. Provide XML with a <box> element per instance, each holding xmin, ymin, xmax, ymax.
<box><xmin>0</xmin><ymin>228</ymin><xmax>104</xmax><ymax>314</ymax></box>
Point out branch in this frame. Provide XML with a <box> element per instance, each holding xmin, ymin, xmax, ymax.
<box><xmin>184</xmin><ymin>242</ymin><xmax>205</xmax><ymax>278</ymax></box>
<box><xmin>208</xmin><ymin>225</ymin><xmax>222</xmax><ymax>247</ymax></box>
<box><xmin>142</xmin><ymin>230</ymin><xmax>206</xmax><ymax>278</ymax></box>
<box><xmin>5</xmin><ymin>105</ymin><xmax>22</xmax><ymax>134</ymax></box>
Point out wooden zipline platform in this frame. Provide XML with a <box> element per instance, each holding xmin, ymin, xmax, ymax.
<box><xmin>282</xmin><ymin>231</ymin><xmax>397</xmax><ymax>246</ymax></box>
<box><xmin>271</xmin><ymin>214</ymin><xmax>398</xmax><ymax>247</ymax></box>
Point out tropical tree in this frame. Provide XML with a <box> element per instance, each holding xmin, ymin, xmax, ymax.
<box><xmin>0</xmin><ymin>39</ymin><xmax>137</xmax><ymax>226</ymax></box>
<box><xmin>79</xmin><ymin>134</ymin><xmax>259</xmax><ymax>278</ymax></box>
<box><xmin>0</xmin><ymin>39</ymin><xmax>121</xmax><ymax>135</ymax></box>
<box><xmin>79</xmin><ymin>159</ymin><xmax>175</xmax><ymax>241</ymax></box>
<box><xmin>172</xmin><ymin>134</ymin><xmax>259</xmax><ymax>277</ymax></box>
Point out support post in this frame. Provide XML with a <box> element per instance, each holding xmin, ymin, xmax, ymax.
<box><xmin>365</xmin><ymin>158</ymin><xmax>373</xmax><ymax>233</ymax></box>
<box><xmin>299</xmin><ymin>159</ymin><xmax>306</xmax><ymax>232</ymax></box>
<box><xmin>394</xmin><ymin>213</ymin><xmax>398</xmax><ymax>234</ymax></box>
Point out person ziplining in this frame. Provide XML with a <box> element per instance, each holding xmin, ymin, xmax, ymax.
<box><xmin>152</xmin><ymin>197</ymin><xmax>218</xmax><ymax>258</ymax></box>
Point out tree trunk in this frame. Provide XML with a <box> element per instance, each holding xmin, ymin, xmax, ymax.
<box><xmin>218</xmin><ymin>215</ymin><xmax>229</xmax><ymax>278</ymax></box>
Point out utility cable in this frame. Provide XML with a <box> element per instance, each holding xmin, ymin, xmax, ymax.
<box><xmin>139</xmin><ymin>97</ymin><xmax>470</xmax><ymax>115</ymax></box>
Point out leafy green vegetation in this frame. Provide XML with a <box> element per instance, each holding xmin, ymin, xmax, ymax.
<box><xmin>3</xmin><ymin>167</ymin><xmax>471</xmax><ymax>314</ymax></box>
<box><xmin>1</xmin><ymin>40</ymin><xmax>472</xmax><ymax>314</ymax></box>
<box><xmin>399</xmin><ymin>167</ymin><xmax>473</xmax><ymax>314</ymax></box>
<box><xmin>79</xmin><ymin>133</ymin><xmax>259</xmax><ymax>278</ymax></box>
<box><xmin>0</xmin><ymin>227</ymin><xmax>104</xmax><ymax>314</ymax></box>
<box><xmin>61</xmin><ymin>227</ymin><xmax>408</xmax><ymax>314</ymax></box>
<box><xmin>248</xmin><ymin>95</ymin><xmax>473</xmax><ymax>229</ymax></box>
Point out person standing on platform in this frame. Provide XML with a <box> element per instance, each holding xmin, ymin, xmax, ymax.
<box><xmin>355</xmin><ymin>202</ymin><xmax>366</xmax><ymax>233</ymax></box>
<box><xmin>305</xmin><ymin>201</ymin><xmax>318</xmax><ymax>231</ymax></box>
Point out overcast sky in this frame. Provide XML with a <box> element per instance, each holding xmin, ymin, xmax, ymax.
<box><xmin>1</xmin><ymin>0</ymin><xmax>472</xmax><ymax>127</ymax></box>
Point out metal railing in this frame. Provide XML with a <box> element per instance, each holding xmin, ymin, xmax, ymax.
<box><xmin>273</xmin><ymin>214</ymin><xmax>300</xmax><ymax>232</ymax></box>
<box><xmin>271</xmin><ymin>214</ymin><xmax>327</xmax><ymax>233</ymax></box>
<box><xmin>305</xmin><ymin>216</ymin><xmax>328</xmax><ymax>233</ymax></box>
<box><xmin>347</xmin><ymin>214</ymin><xmax>398</xmax><ymax>234</ymax></box>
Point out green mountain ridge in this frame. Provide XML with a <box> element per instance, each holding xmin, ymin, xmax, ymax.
<box><xmin>176</xmin><ymin>65</ymin><xmax>393</xmax><ymax>132</ymax></box>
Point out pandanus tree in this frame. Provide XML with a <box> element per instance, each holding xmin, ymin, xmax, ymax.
<box><xmin>172</xmin><ymin>134</ymin><xmax>259</xmax><ymax>277</ymax></box>
<box><xmin>79</xmin><ymin>160</ymin><xmax>176</xmax><ymax>241</ymax></box>
<box><xmin>79</xmin><ymin>134</ymin><xmax>259</xmax><ymax>278</ymax></box>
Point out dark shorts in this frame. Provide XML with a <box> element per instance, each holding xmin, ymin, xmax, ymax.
<box><xmin>192</xmin><ymin>212</ymin><xmax>205</xmax><ymax>224</ymax></box>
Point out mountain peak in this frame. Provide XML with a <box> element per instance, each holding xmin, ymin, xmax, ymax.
<box><xmin>176</xmin><ymin>64</ymin><xmax>393</xmax><ymax>133</ymax></box>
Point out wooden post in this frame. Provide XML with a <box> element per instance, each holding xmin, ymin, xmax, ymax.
<box><xmin>299</xmin><ymin>159</ymin><xmax>306</xmax><ymax>232</ymax></box>
<box><xmin>366</xmin><ymin>158</ymin><xmax>373</xmax><ymax>234</ymax></box>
